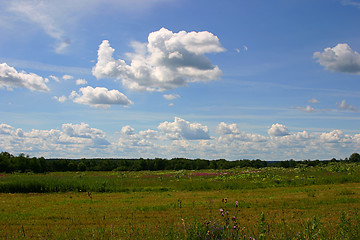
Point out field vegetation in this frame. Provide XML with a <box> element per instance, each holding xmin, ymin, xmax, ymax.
<box><xmin>0</xmin><ymin>152</ymin><xmax>360</xmax><ymax>239</ymax></box>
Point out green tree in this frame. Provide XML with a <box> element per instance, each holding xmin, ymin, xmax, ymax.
<box><xmin>349</xmin><ymin>153</ymin><xmax>360</xmax><ymax>162</ymax></box>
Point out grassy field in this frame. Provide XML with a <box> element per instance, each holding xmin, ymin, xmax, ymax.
<box><xmin>0</xmin><ymin>162</ymin><xmax>360</xmax><ymax>239</ymax></box>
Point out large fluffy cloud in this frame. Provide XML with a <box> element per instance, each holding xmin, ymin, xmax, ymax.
<box><xmin>62</xmin><ymin>123</ymin><xmax>106</xmax><ymax>139</ymax></box>
<box><xmin>0</xmin><ymin>123</ymin><xmax>15</xmax><ymax>135</ymax></box>
<box><xmin>0</xmin><ymin>63</ymin><xmax>49</xmax><ymax>91</ymax></box>
<box><xmin>0</xmin><ymin>122</ymin><xmax>110</xmax><ymax>156</ymax></box>
<box><xmin>158</xmin><ymin>117</ymin><xmax>210</xmax><ymax>140</ymax></box>
<box><xmin>70</xmin><ymin>86</ymin><xmax>133</xmax><ymax>109</ymax></box>
<box><xmin>92</xmin><ymin>28</ymin><xmax>225</xmax><ymax>91</ymax></box>
<box><xmin>313</xmin><ymin>43</ymin><xmax>360</xmax><ymax>74</ymax></box>
<box><xmin>268</xmin><ymin>123</ymin><xmax>290</xmax><ymax>137</ymax></box>
<box><xmin>216</xmin><ymin>122</ymin><xmax>266</xmax><ymax>142</ymax></box>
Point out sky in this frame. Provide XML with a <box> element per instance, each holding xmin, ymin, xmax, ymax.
<box><xmin>0</xmin><ymin>0</ymin><xmax>360</xmax><ymax>161</ymax></box>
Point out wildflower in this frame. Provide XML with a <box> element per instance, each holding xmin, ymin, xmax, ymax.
<box><xmin>226</xmin><ymin>211</ymin><xmax>229</xmax><ymax>215</ymax></box>
<box><xmin>232</xmin><ymin>216</ymin><xmax>236</xmax><ymax>221</ymax></box>
<box><xmin>233</xmin><ymin>225</ymin><xmax>237</xmax><ymax>229</ymax></box>
<box><xmin>224</xmin><ymin>198</ymin><xmax>228</xmax><ymax>203</ymax></box>
<box><xmin>235</xmin><ymin>201</ymin><xmax>238</xmax><ymax>207</ymax></box>
<box><xmin>220</xmin><ymin>208</ymin><xmax>224</xmax><ymax>213</ymax></box>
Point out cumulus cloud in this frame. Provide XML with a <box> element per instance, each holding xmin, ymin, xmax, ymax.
<box><xmin>62</xmin><ymin>122</ymin><xmax>106</xmax><ymax>139</ymax></box>
<box><xmin>75</xmin><ymin>78</ymin><xmax>87</xmax><ymax>85</ymax></box>
<box><xmin>216</xmin><ymin>122</ymin><xmax>267</xmax><ymax>143</ymax></box>
<box><xmin>158</xmin><ymin>117</ymin><xmax>210</xmax><ymax>140</ymax></box>
<box><xmin>92</xmin><ymin>28</ymin><xmax>225</xmax><ymax>91</ymax></box>
<box><xmin>337</xmin><ymin>99</ymin><xmax>359</xmax><ymax>112</ymax></box>
<box><xmin>216</xmin><ymin>122</ymin><xmax>266</xmax><ymax>143</ymax></box>
<box><xmin>121</xmin><ymin>125</ymin><xmax>136</xmax><ymax>136</ymax></box>
<box><xmin>268</xmin><ymin>123</ymin><xmax>290</xmax><ymax>137</ymax></box>
<box><xmin>319</xmin><ymin>130</ymin><xmax>352</xmax><ymax>143</ymax></box>
<box><xmin>1</xmin><ymin>120</ymin><xmax>360</xmax><ymax>160</ymax></box>
<box><xmin>70</xmin><ymin>86</ymin><xmax>133</xmax><ymax>109</ymax></box>
<box><xmin>118</xmin><ymin>125</ymin><xmax>155</xmax><ymax>149</ymax></box>
<box><xmin>216</xmin><ymin>122</ymin><xmax>240</xmax><ymax>135</ymax></box>
<box><xmin>163</xmin><ymin>93</ymin><xmax>180</xmax><ymax>100</ymax></box>
<box><xmin>62</xmin><ymin>74</ymin><xmax>74</xmax><ymax>80</ymax></box>
<box><xmin>53</xmin><ymin>95</ymin><xmax>67</xmax><ymax>103</ymax></box>
<box><xmin>0</xmin><ymin>122</ymin><xmax>110</xmax><ymax>156</ymax></box>
<box><xmin>313</xmin><ymin>43</ymin><xmax>360</xmax><ymax>74</ymax></box>
<box><xmin>0</xmin><ymin>63</ymin><xmax>49</xmax><ymax>91</ymax></box>
<box><xmin>0</xmin><ymin>123</ymin><xmax>14</xmax><ymax>135</ymax></box>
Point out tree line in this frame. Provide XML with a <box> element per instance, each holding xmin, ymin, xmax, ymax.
<box><xmin>0</xmin><ymin>151</ymin><xmax>359</xmax><ymax>173</ymax></box>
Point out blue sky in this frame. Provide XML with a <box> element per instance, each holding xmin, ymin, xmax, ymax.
<box><xmin>0</xmin><ymin>0</ymin><xmax>359</xmax><ymax>161</ymax></box>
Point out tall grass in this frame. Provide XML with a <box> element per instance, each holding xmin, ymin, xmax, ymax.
<box><xmin>1</xmin><ymin>183</ymin><xmax>359</xmax><ymax>239</ymax></box>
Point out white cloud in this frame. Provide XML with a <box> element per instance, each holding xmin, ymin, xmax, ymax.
<box><xmin>118</xmin><ymin>125</ymin><xmax>155</xmax><ymax>149</ymax></box>
<box><xmin>296</xmin><ymin>105</ymin><xmax>316</xmax><ymax>113</ymax></box>
<box><xmin>320</xmin><ymin>130</ymin><xmax>349</xmax><ymax>143</ymax></box>
<box><xmin>268</xmin><ymin>123</ymin><xmax>290</xmax><ymax>137</ymax></box>
<box><xmin>158</xmin><ymin>117</ymin><xmax>210</xmax><ymax>140</ymax></box>
<box><xmin>0</xmin><ymin>122</ymin><xmax>110</xmax><ymax>156</ymax></box>
<box><xmin>70</xmin><ymin>86</ymin><xmax>133</xmax><ymax>109</ymax></box>
<box><xmin>121</xmin><ymin>125</ymin><xmax>136</xmax><ymax>136</ymax></box>
<box><xmin>92</xmin><ymin>28</ymin><xmax>225</xmax><ymax>92</ymax></box>
<box><xmin>139</xmin><ymin>129</ymin><xmax>160</xmax><ymax>139</ymax></box>
<box><xmin>313</xmin><ymin>43</ymin><xmax>360</xmax><ymax>74</ymax></box>
<box><xmin>49</xmin><ymin>75</ymin><xmax>60</xmax><ymax>82</ymax></box>
<box><xmin>309</xmin><ymin>98</ymin><xmax>320</xmax><ymax>104</ymax></box>
<box><xmin>1</xmin><ymin>121</ymin><xmax>360</xmax><ymax>160</ymax></box>
<box><xmin>0</xmin><ymin>123</ymin><xmax>14</xmax><ymax>135</ymax></box>
<box><xmin>62</xmin><ymin>74</ymin><xmax>74</xmax><ymax>80</ymax></box>
<box><xmin>53</xmin><ymin>95</ymin><xmax>67</xmax><ymax>103</ymax></box>
<box><xmin>62</xmin><ymin>122</ymin><xmax>106</xmax><ymax>139</ymax></box>
<box><xmin>75</xmin><ymin>78</ymin><xmax>87</xmax><ymax>85</ymax></box>
<box><xmin>0</xmin><ymin>62</ymin><xmax>49</xmax><ymax>91</ymax></box>
<box><xmin>337</xmin><ymin>99</ymin><xmax>359</xmax><ymax>112</ymax></box>
<box><xmin>163</xmin><ymin>93</ymin><xmax>180</xmax><ymax>100</ymax></box>
<box><xmin>216</xmin><ymin>122</ymin><xmax>240</xmax><ymax>135</ymax></box>
<box><xmin>216</xmin><ymin>122</ymin><xmax>267</xmax><ymax>142</ymax></box>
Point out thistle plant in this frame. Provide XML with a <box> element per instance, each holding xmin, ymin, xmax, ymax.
<box><xmin>183</xmin><ymin>199</ymin><xmax>244</xmax><ymax>240</ymax></box>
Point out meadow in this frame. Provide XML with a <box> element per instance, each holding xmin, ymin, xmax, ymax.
<box><xmin>0</xmin><ymin>162</ymin><xmax>360</xmax><ymax>239</ymax></box>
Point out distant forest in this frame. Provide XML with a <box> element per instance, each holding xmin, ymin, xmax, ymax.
<box><xmin>0</xmin><ymin>151</ymin><xmax>359</xmax><ymax>173</ymax></box>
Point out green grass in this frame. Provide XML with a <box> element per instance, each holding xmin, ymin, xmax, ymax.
<box><xmin>0</xmin><ymin>162</ymin><xmax>359</xmax><ymax>239</ymax></box>
<box><xmin>1</xmin><ymin>162</ymin><xmax>359</xmax><ymax>193</ymax></box>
